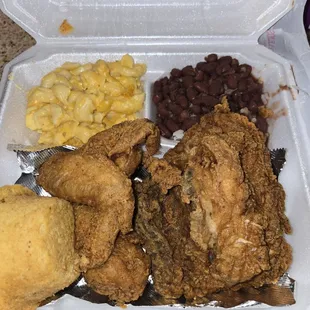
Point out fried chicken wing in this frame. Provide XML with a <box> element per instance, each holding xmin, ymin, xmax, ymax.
<box><xmin>73</xmin><ymin>204</ymin><xmax>124</xmax><ymax>270</ymax></box>
<box><xmin>85</xmin><ymin>233</ymin><xmax>150</xmax><ymax>303</ymax></box>
<box><xmin>79</xmin><ymin>118</ymin><xmax>160</xmax><ymax>175</ymax></box>
<box><xmin>136</xmin><ymin>107</ymin><xmax>292</xmax><ymax>299</ymax></box>
<box><xmin>37</xmin><ymin>119</ymin><xmax>160</xmax><ymax>271</ymax></box>
<box><xmin>38</xmin><ymin>153</ymin><xmax>132</xmax><ymax>218</ymax></box>
<box><xmin>37</xmin><ymin>152</ymin><xmax>133</xmax><ymax>269</ymax></box>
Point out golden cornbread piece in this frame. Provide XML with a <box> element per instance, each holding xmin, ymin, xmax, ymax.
<box><xmin>0</xmin><ymin>184</ymin><xmax>36</xmax><ymax>200</ymax></box>
<box><xmin>0</xmin><ymin>186</ymin><xmax>80</xmax><ymax>310</ymax></box>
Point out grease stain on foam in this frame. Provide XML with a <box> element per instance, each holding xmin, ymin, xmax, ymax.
<box><xmin>270</xmin><ymin>85</ymin><xmax>296</xmax><ymax>100</ymax></box>
<box><xmin>290</xmin><ymin>65</ymin><xmax>298</xmax><ymax>91</ymax></box>
<box><xmin>273</xmin><ymin>108</ymin><xmax>288</xmax><ymax>120</ymax></box>
<box><xmin>8</xmin><ymin>73</ymin><xmax>24</xmax><ymax>91</ymax></box>
<box><xmin>270</xmin><ymin>101</ymin><xmax>281</xmax><ymax>110</ymax></box>
<box><xmin>268</xmin><ymin>101</ymin><xmax>287</xmax><ymax>120</ymax></box>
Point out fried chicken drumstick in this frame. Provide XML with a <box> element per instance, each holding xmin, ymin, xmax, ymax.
<box><xmin>85</xmin><ymin>233</ymin><xmax>150</xmax><ymax>303</ymax></box>
<box><xmin>135</xmin><ymin>106</ymin><xmax>292</xmax><ymax>299</ymax></box>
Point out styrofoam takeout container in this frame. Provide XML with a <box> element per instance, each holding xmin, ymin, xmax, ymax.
<box><xmin>1</xmin><ymin>0</ymin><xmax>310</xmax><ymax>309</ymax></box>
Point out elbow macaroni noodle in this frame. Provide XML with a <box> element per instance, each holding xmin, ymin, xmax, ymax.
<box><xmin>26</xmin><ymin>54</ymin><xmax>146</xmax><ymax>146</ymax></box>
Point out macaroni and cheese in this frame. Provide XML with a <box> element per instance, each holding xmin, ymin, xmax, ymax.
<box><xmin>26</xmin><ymin>54</ymin><xmax>146</xmax><ymax>146</ymax></box>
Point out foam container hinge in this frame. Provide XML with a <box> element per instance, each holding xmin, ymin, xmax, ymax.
<box><xmin>1</xmin><ymin>0</ymin><xmax>310</xmax><ymax>309</ymax></box>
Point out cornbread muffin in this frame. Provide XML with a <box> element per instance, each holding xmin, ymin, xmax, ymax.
<box><xmin>0</xmin><ymin>185</ymin><xmax>80</xmax><ymax>310</ymax></box>
<box><xmin>0</xmin><ymin>184</ymin><xmax>36</xmax><ymax>200</ymax></box>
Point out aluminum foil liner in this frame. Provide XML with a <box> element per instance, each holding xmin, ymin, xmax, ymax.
<box><xmin>7</xmin><ymin>144</ymin><xmax>76</xmax><ymax>196</ymax></box>
<box><xmin>270</xmin><ymin>148</ymin><xmax>286</xmax><ymax>179</ymax></box>
<box><xmin>8</xmin><ymin>144</ymin><xmax>295</xmax><ymax>308</ymax></box>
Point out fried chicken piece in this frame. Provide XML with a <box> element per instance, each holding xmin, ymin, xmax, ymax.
<box><xmin>37</xmin><ymin>119</ymin><xmax>160</xmax><ymax>270</ymax></box>
<box><xmin>79</xmin><ymin>118</ymin><xmax>160</xmax><ymax>175</ymax></box>
<box><xmin>165</xmin><ymin>109</ymin><xmax>291</xmax><ymax>289</ymax></box>
<box><xmin>37</xmin><ymin>152</ymin><xmax>133</xmax><ymax>270</ymax></box>
<box><xmin>136</xmin><ymin>109</ymin><xmax>292</xmax><ymax>299</ymax></box>
<box><xmin>85</xmin><ymin>233</ymin><xmax>150</xmax><ymax>303</ymax></box>
<box><xmin>135</xmin><ymin>181</ymin><xmax>187</xmax><ymax>299</ymax></box>
<box><xmin>142</xmin><ymin>156</ymin><xmax>182</xmax><ymax>193</ymax></box>
<box><xmin>74</xmin><ymin>204</ymin><xmax>127</xmax><ymax>270</ymax></box>
<box><xmin>0</xmin><ymin>185</ymin><xmax>79</xmax><ymax>310</ymax></box>
<box><xmin>180</xmin><ymin>134</ymin><xmax>271</xmax><ymax>297</ymax></box>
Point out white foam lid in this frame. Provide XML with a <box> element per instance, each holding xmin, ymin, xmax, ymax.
<box><xmin>1</xmin><ymin>0</ymin><xmax>293</xmax><ymax>42</ymax></box>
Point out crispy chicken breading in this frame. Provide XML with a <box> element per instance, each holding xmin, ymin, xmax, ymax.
<box><xmin>79</xmin><ymin>118</ymin><xmax>160</xmax><ymax>175</ymax></box>
<box><xmin>142</xmin><ymin>156</ymin><xmax>182</xmax><ymax>194</ymax></box>
<box><xmin>37</xmin><ymin>119</ymin><xmax>160</xmax><ymax>273</ymax></box>
<box><xmin>135</xmin><ymin>108</ymin><xmax>292</xmax><ymax>299</ymax></box>
<box><xmin>135</xmin><ymin>181</ymin><xmax>186</xmax><ymax>299</ymax></box>
<box><xmin>37</xmin><ymin>152</ymin><xmax>133</xmax><ymax>269</ymax></box>
<box><xmin>85</xmin><ymin>233</ymin><xmax>150</xmax><ymax>303</ymax></box>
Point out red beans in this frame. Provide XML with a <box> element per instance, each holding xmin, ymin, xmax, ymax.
<box><xmin>153</xmin><ymin>93</ymin><xmax>163</xmax><ymax>105</ymax></box>
<box><xmin>204</xmin><ymin>95</ymin><xmax>219</xmax><ymax>108</ymax></box>
<box><xmin>182</xmin><ymin>65</ymin><xmax>196</xmax><ymax>76</ymax></box>
<box><xmin>238</xmin><ymin>79</ymin><xmax>247</xmax><ymax>92</ymax></box>
<box><xmin>182</xmin><ymin>76</ymin><xmax>194</xmax><ymax>88</ymax></box>
<box><xmin>161</xmin><ymin>77</ymin><xmax>169</xmax><ymax>85</ymax></box>
<box><xmin>205</xmin><ymin>54</ymin><xmax>218</xmax><ymax>63</ymax></box>
<box><xmin>209</xmin><ymin>80</ymin><xmax>222</xmax><ymax>96</ymax></box>
<box><xmin>194</xmin><ymin>82</ymin><xmax>208</xmax><ymax>93</ymax></box>
<box><xmin>196</xmin><ymin>62</ymin><xmax>206</xmax><ymax>70</ymax></box>
<box><xmin>203</xmin><ymin>62</ymin><xmax>217</xmax><ymax>74</ymax></box>
<box><xmin>238</xmin><ymin>100</ymin><xmax>247</xmax><ymax>109</ymax></box>
<box><xmin>169</xmin><ymin>103</ymin><xmax>183</xmax><ymax>115</ymax></box>
<box><xmin>154</xmin><ymin>80</ymin><xmax>162</xmax><ymax>92</ymax></box>
<box><xmin>176</xmin><ymin>95</ymin><xmax>189</xmax><ymax>109</ymax></box>
<box><xmin>242</xmin><ymin>93</ymin><xmax>250</xmax><ymax>102</ymax></box>
<box><xmin>179</xmin><ymin>110</ymin><xmax>190</xmax><ymax>122</ymax></box>
<box><xmin>190</xmin><ymin>105</ymin><xmax>201</xmax><ymax>114</ymax></box>
<box><xmin>238</xmin><ymin>64</ymin><xmax>252</xmax><ymax>78</ymax></box>
<box><xmin>158</xmin><ymin>123</ymin><xmax>172</xmax><ymax>138</ymax></box>
<box><xmin>162</xmin><ymin>85</ymin><xmax>170</xmax><ymax>98</ymax></box>
<box><xmin>169</xmin><ymin>82</ymin><xmax>179</xmax><ymax>92</ymax></box>
<box><xmin>226</xmin><ymin>75</ymin><xmax>238</xmax><ymax>89</ymax></box>
<box><xmin>152</xmin><ymin>54</ymin><xmax>268</xmax><ymax>138</ymax></box>
<box><xmin>231</xmin><ymin>90</ymin><xmax>241</xmax><ymax>102</ymax></box>
<box><xmin>171</xmin><ymin>68</ymin><xmax>182</xmax><ymax>78</ymax></box>
<box><xmin>256</xmin><ymin>116</ymin><xmax>268</xmax><ymax>133</ymax></box>
<box><xmin>219</xmin><ymin>56</ymin><xmax>232</xmax><ymax>66</ymax></box>
<box><xmin>165</xmin><ymin>119</ymin><xmax>180</xmax><ymax>133</ymax></box>
<box><xmin>216</xmin><ymin>64</ymin><xmax>231</xmax><ymax>76</ymax></box>
<box><xmin>157</xmin><ymin>105</ymin><xmax>170</xmax><ymax>118</ymax></box>
<box><xmin>186</xmin><ymin>87</ymin><xmax>198</xmax><ymax>101</ymax></box>
<box><xmin>231</xmin><ymin>58</ymin><xmax>239</xmax><ymax>67</ymax></box>
<box><xmin>248</xmin><ymin>100</ymin><xmax>258</xmax><ymax>113</ymax></box>
<box><xmin>182</xmin><ymin>118</ymin><xmax>198</xmax><ymax>131</ymax></box>
<box><xmin>195</xmin><ymin>70</ymin><xmax>204</xmax><ymax>81</ymax></box>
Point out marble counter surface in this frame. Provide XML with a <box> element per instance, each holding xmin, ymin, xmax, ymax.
<box><xmin>0</xmin><ymin>10</ymin><xmax>35</xmax><ymax>78</ymax></box>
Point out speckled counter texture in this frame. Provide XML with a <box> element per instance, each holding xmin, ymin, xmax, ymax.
<box><xmin>0</xmin><ymin>10</ymin><xmax>35</xmax><ymax>78</ymax></box>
